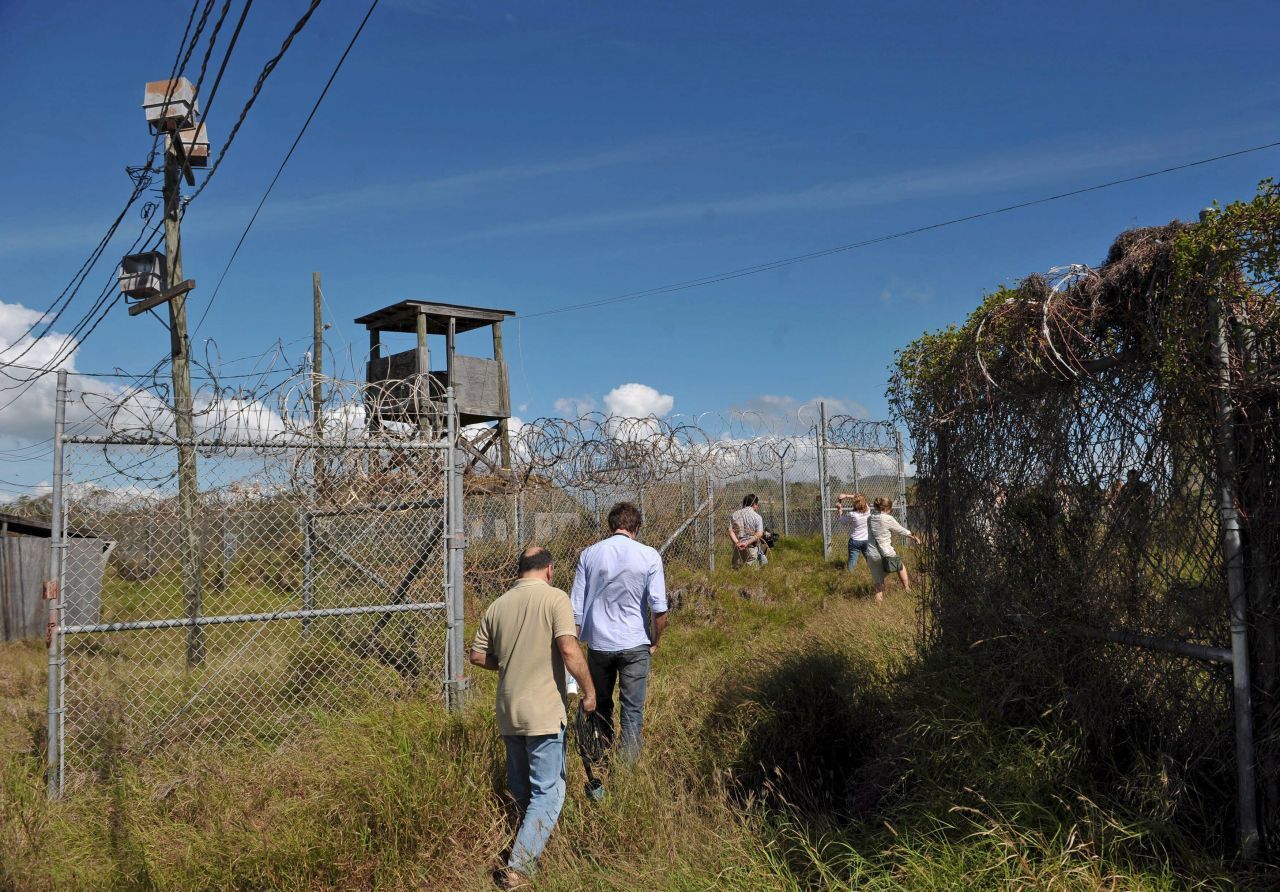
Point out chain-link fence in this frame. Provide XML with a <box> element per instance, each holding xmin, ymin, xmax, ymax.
<box><xmin>890</xmin><ymin>185</ymin><xmax>1280</xmax><ymax>854</ymax></box>
<box><xmin>454</xmin><ymin>411</ymin><xmax>911</xmax><ymax>601</ymax></box>
<box><xmin>53</xmin><ymin>437</ymin><xmax>449</xmax><ymax>788</ymax></box>
<box><xmin>40</xmin><ymin>363</ymin><xmax>905</xmax><ymax>794</ymax></box>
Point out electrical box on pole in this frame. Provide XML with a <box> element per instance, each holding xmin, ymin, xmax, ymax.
<box><xmin>118</xmin><ymin>252</ymin><xmax>168</xmax><ymax>299</ymax></box>
<box><xmin>143</xmin><ymin>78</ymin><xmax>198</xmax><ymax>133</ymax></box>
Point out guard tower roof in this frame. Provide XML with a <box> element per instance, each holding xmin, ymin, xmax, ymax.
<box><xmin>354</xmin><ymin>300</ymin><xmax>515</xmax><ymax>335</ymax></box>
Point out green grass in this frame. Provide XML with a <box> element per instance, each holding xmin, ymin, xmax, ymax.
<box><xmin>1</xmin><ymin>536</ymin><xmax>1274</xmax><ymax>889</ymax></box>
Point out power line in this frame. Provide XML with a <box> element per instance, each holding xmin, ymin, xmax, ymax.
<box><xmin>194</xmin><ymin>0</ymin><xmax>380</xmax><ymax>334</ymax></box>
<box><xmin>521</xmin><ymin>137</ymin><xmax>1280</xmax><ymax>320</ymax></box>
<box><xmin>186</xmin><ymin>0</ymin><xmax>324</xmax><ymax>203</ymax></box>
<box><xmin>195</xmin><ymin>0</ymin><xmax>255</xmax><ymax>131</ymax></box>
<box><xmin>0</xmin><ymin>0</ymin><xmax>213</xmax><ymax>371</ymax></box>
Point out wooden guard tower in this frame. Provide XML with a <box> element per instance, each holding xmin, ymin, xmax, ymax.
<box><xmin>355</xmin><ymin>300</ymin><xmax>515</xmax><ymax>474</ymax></box>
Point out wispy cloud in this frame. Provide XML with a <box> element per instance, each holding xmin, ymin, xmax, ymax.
<box><xmin>443</xmin><ymin>123</ymin><xmax>1280</xmax><ymax>243</ymax></box>
<box><xmin>0</xmin><ymin>138</ymin><xmax>696</xmax><ymax>257</ymax></box>
<box><xmin>240</xmin><ymin>138</ymin><xmax>694</xmax><ymax>225</ymax></box>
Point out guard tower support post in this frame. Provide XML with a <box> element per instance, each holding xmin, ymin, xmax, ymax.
<box><xmin>415</xmin><ymin>308</ymin><xmax>430</xmax><ymax>434</ymax></box>
<box><xmin>491</xmin><ymin>320</ymin><xmax>511</xmax><ymax>471</ymax></box>
<box><xmin>367</xmin><ymin>326</ymin><xmax>381</xmax><ymax>434</ymax></box>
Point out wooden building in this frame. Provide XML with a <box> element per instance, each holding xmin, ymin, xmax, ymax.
<box><xmin>1</xmin><ymin>513</ymin><xmax>114</xmax><ymax>642</ymax></box>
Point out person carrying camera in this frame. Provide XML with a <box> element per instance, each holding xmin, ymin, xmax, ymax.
<box><xmin>730</xmin><ymin>493</ymin><xmax>768</xmax><ymax>568</ymax></box>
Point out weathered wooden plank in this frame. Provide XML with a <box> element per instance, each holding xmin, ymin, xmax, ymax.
<box><xmin>2</xmin><ymin>538</ymin><xmax>48</xmax><ymax>641</ymax></box>
<box><xmin>127</xmin><ymin>278</ymin><xmax>196</xmax><ymax>317</ymax></box>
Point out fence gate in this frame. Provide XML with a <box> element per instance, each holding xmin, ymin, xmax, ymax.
<box><xmin>49</xmin><ymin>435</ymin><xmax>450</xmax><ymax>791</ymax></box>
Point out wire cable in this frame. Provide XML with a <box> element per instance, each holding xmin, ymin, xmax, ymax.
<box><xmin>186</xmin><ymin>0</ymin><xmax>324</xmax><ymax>203</ymax></box>
<box><xmin>521</xmin><ymin>138</ymin><xmax>1280</xmax><ymax>320</ymax></box>
<box><xmin>0</xmin><ymin>0</ymin><xmax>211</xmax><ymax>369</ymax></box>
<box><xmin>193</xmin><ymin>0</ymin><xmax>380</xmax><ymax>334</ymax></box>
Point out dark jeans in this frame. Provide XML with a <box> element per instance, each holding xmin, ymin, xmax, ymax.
<box><xmin>587</xmin><ymin>645</ymin><xmax>651</xmax><ymax>763</ymax></box>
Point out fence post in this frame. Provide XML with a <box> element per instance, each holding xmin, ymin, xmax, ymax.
<box><xmin>46</xmin><ymin>369</ymin><xmax>68</xmax><ymax>798</ymax></box>
<box><xmin>445</xmin><ymin>387</ymin><xmax>466</xmax><ymax>712</ymax></box>
<box><xmin>780</xmin><ymin>458</ymin><xmax>789</xmax><ymax>537</ymax></box>
<box><xmin>895</xmin><ymin>428</ymin><xmax>908</xmax><ymax>525</ymax></box>
<box><xmin>818</xmin><ymin>402</ymin><xmax>831</xmax><ymax>559</ymax></box>
<box><xmin>706</xmin><ymin>470</ymin><xmax>715</xmax><ymax>572</ymax></box>
<box><xmin>1210</xmin><ymin>280</ymin><xmax>1261</xmax><ymax>858</ymax></box>
<box><xmin>146</xmin><ymin>517</ymin><xmax>155</xmax><ymax>577</ymax></box>
<box><xmin>514</xmin><ymin>489</ymin><xmax>523</xmax><ymax>546</ymax></box>
<box><xmin>299</xmin><ymin>510</ymin><xmax>313</xmax><ymax>634</ymax></box>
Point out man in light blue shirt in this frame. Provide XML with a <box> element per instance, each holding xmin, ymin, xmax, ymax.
<box><xmin>570</xmin><ymin>501</ymin><xmax>668</xmax><ymax>763</ymax></box>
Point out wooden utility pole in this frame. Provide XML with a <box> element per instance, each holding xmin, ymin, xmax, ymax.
<box><xmin>164</xmin><ymin>136</ymin><xmax>204</xmax><ymax>668</ymax></box>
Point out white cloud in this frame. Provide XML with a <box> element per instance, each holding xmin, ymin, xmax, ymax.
<box><xmin>553</xmin><ymin>395</ymin><xmax>596</xmax><ymax>416</ymax></box>
<box><xmin>603</xmin><ymin>383</ymin><xmax>674</xmax><ymax>418</ymax></box>
<box><xmin>1</xmin><ymin>300</ymin><xmax>294</xmax><ymax>468</ymax></box>
<box><xmin>731</xmin><ymin>394</ymin><xmax>869</xmax><ymax>430</ymax></box>
<box><xmin>0</xmin><ymin>300</ymin><xmax>81</xmax><ymax>444</ymax></box>
<box><xmin>877</xmin><ymin>277</ymin><xmax>933</xmax><ymax>307</ymax></box>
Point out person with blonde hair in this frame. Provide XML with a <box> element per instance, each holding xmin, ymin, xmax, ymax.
<box><xmin>834</xmin><ymin>492</ymin><xmax>871</xmax><ymax>573</ymax></box>
<box><xmin>865</xmin><ymin>496</ymin><xmax>920</xmax><ymax>603</ymax></box>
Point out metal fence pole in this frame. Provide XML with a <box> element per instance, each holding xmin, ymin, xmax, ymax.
<box><xmin>445</xmin><ymin>387</ymin><xmax>466</xmax><ymax>712</ymax></box>
<box><xmin>514</xmin><ymin>489</ymin><xmax>523</xmax><ymax>546</ymax></box>
<box><xmin>46</xmin><ymin>369</ymin><xmax>68</xmax><ymax>798</ymax></box>
<box><xmin>818</xmin><ymin>402</ymin><xmax>831</xmax><ymax>559</ymax></box>
<box><xmin>299</xmin><ymin>510</ymin><xmax>313</xmax><ymax>634</ymax></box>
<box><xmin>780</xmin><ymin>458</ymin><xmax>790</xmax><ymax>537</ymax></box>
<box><xmin>706</xmin><ymin>470</ymin><xmax>715</xmax><ymax>572</ymax></box>
<box><xmin>895</xmin><ymin>428</ymin><xmax>908</xmax><ymax>525</ymax></box>
<box><xmin>1210</xmin><ymin>281</ymin><xmax>1260</xmax><ymax>858</ymax></box>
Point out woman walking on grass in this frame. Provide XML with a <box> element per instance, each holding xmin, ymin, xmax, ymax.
<box><xmin>834</xmin><ymin>492</ymin><xmax>872</xmax><ymax>573</ymax></box>
<box><xmin>866</xmin><ymin>496</ymin><xmax>920</xmax><ymax>604</ymax></box>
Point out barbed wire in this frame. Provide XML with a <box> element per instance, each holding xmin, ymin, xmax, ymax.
<box><xmin>47</xmin><ymin>350</ymin><xmax>901</xmax><ymax>497</ymax></box>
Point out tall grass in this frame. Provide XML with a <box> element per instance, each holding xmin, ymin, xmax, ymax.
<box><xmin>1</xmin><ymin>536</ymin><xmax>1274</xmax><ymax>889</ymax></box>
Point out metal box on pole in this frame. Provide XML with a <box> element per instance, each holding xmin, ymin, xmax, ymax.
<box><xmin>118</xmin><ymin>251</ymin><xmax>168</xmax><ymax>300</ymax></box>
<box><xmin>143</xmin><ymin>78</ymin><xmax>198</xmax><ymax>133</ymax></box>
<box><xmin>176</xmin><ymin>122</ymin><xmax>210</xmax><ymax>167</ymax></box>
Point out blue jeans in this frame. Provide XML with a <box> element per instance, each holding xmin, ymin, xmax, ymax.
<box><xmin>847</xmin><ymin>538</ymin><xmax>869</xmax><ymax>572</ymax></box>
<box><xmin>503</xmin><ymin>728</ymin><xmax>566</xmax><ymax>875</ymax></box>
<box><xmin>588</xmin><ymin>645</ymin><xmax>651</xmax><ymax>762</ymax></box>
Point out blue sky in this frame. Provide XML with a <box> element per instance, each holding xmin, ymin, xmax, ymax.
<box><xmin>1</xmin><ymin>0</ymin><xmax>1278</xmax><ymax>477</ymax></box>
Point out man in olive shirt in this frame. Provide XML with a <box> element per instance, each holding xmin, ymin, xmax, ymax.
<box><xmin>470</xmin><ymin>546</ymin><xmax>596</xmax><ymax>888</ymax></box>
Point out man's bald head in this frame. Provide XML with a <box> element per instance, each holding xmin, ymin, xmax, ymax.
<box><xmin>517</xmin><ymin>546</ymin><xmax>553</xmax><ymax>577</ymax></box>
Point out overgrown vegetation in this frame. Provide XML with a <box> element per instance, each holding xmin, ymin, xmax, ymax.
<box><xmin>1</xmin><ymin>538</ymin><xmax>1273</xmax><ymax>889</ymax></box>
<box><xmin>889</xmin><ymin>180</ymin><xmax>1280</xmax><ymax>846</ymax></box>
